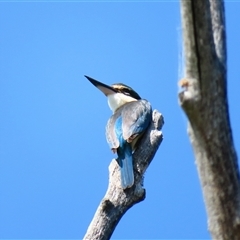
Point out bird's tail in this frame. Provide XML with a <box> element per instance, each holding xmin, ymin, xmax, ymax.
<box><xmin>117</xmin><ymin>143</ymin><xmax>134</xmax><ymax>189</ymax></box>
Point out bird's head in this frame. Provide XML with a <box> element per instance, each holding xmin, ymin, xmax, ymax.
<box><xmin>85</xmin><ymin>75</ymin><xmax>141</xmax><ymax>112</ymax></box>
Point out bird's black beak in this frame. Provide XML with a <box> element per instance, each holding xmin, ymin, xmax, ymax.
<box><xmin>85</xmin><ymin>75</ymin><xmax>117</xmax><ymax>96</ymax></box>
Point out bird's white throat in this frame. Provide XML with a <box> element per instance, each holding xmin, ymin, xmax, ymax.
<box><xmin>107</xmin><ymin>93</ymin><xmax>137</xmax><ymax>112</ymax></box>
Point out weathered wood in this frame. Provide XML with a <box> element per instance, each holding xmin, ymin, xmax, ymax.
<box><xmin>83</xmin><ymin>110</ymin><xmax>164</xmax><ymax>240</ymax></box>
<box><xmin>179</xmin><ymin>1</ymin><xmax>240</xmax><ymax>239</ymax></box>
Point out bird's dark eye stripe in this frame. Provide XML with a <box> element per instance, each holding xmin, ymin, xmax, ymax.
<box><xmin>116</xmin><ymin>88</ymin><xmax>130</xmax><ymax>95</ymax></box>
<box><xmin>112</xmin><ymin>84</ymin><xmax>141</xmax><ymax>99</ymax></box>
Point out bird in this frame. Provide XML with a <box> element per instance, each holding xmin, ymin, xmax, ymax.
<box><xmin>85</xmin><ymin>75</ymin><xmax>152</xmax><ymax>189</ymax></box>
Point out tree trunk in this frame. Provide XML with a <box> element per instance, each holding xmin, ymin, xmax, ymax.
<box><xmin>179</xmin><ymin>1</ymin><xmax>240</xmax><ymax>239</ymax></box>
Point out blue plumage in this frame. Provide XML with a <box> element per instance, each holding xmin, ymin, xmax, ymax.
<box><xmin>114</xmin><ymin>116</ymin><xmax>134</xmax><ymax>188</ymax></box>
<box><xmin>106</xmin><ymin>99</ymin><xmax>152</xmax><ymax>189</ymax></box>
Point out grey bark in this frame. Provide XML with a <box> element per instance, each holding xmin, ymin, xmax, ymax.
<box><xmin>179</xmin><ymin>1</ymin><xmax>240</xmax><ymax>239</ymax></box>
<box><xmin>83</xmin><ymin>110</ymin><xmax>164</xmax><ymax>240</ymax></box>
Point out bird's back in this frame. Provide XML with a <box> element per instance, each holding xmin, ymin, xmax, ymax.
<box><xmin>106</xmin><ymin>99</ymin><xmax>152</xmax><ymax>150</ymax></box>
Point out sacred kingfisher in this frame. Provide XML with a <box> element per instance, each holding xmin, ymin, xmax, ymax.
<box><xmin>85</xmin><ymin>75</ymin><xmax>152</xmax><ymax>189</ymax></box>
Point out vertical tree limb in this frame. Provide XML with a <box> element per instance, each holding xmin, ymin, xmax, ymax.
<box><xmin>83</xmin><ymin>110</ymin><xmax>164</xmax><ymax>240</ymax></box>
<box><xmin>179</xmin><ymin>1</ymin><xmax>240</xmax><ymax>239</ymax></box>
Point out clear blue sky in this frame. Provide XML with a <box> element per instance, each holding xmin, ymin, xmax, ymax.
<box><xmin>0</xmin><ymin>1</ymin><xmax>239</xmax><ymax>239</ymax></box>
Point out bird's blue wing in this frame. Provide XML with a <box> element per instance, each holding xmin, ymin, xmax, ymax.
<box><xmin>121</xmin><ymin>99</ymin><xmax>152</xmax><ymax>141</ymax></box>
<box><xmin>106</xmin><ymin>110</ymin><xmax>121</xmax><ymax>149</ymax></box>
<box><xmin>106</xmin><ymin>99</ymin><xmax>152</xmax><ymax>149</ymax></box>
<box><xmin>108</xmin><ymin>113</ymin><xmax>134</xmax><ymax>189</ymax></box>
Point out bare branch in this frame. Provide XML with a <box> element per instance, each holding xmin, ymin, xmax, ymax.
<box><xmin>83</xmin><ymin>110</ymin><xmax>164</xmax><ymax>240</ymax></box>
<box><xmin>179</xmin><ymin>0</ymin><xmax>240</xmax><ymax>239</ymax></box>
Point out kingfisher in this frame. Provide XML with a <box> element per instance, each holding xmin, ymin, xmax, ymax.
<box><xmin>85</xmin><ymin>75</ymin><xmax>152</xmax><ymax>189</ymax></box>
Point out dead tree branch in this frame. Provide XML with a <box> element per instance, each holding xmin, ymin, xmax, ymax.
<box><xmin>83</xmin><ymin>110</ymin><xmax>164</xmax><ymax>240</ymax></box>
<box><xmin>179</xmin><ymin>1</ymin><xmax>240</xmax><ymax>239</ymax></box>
